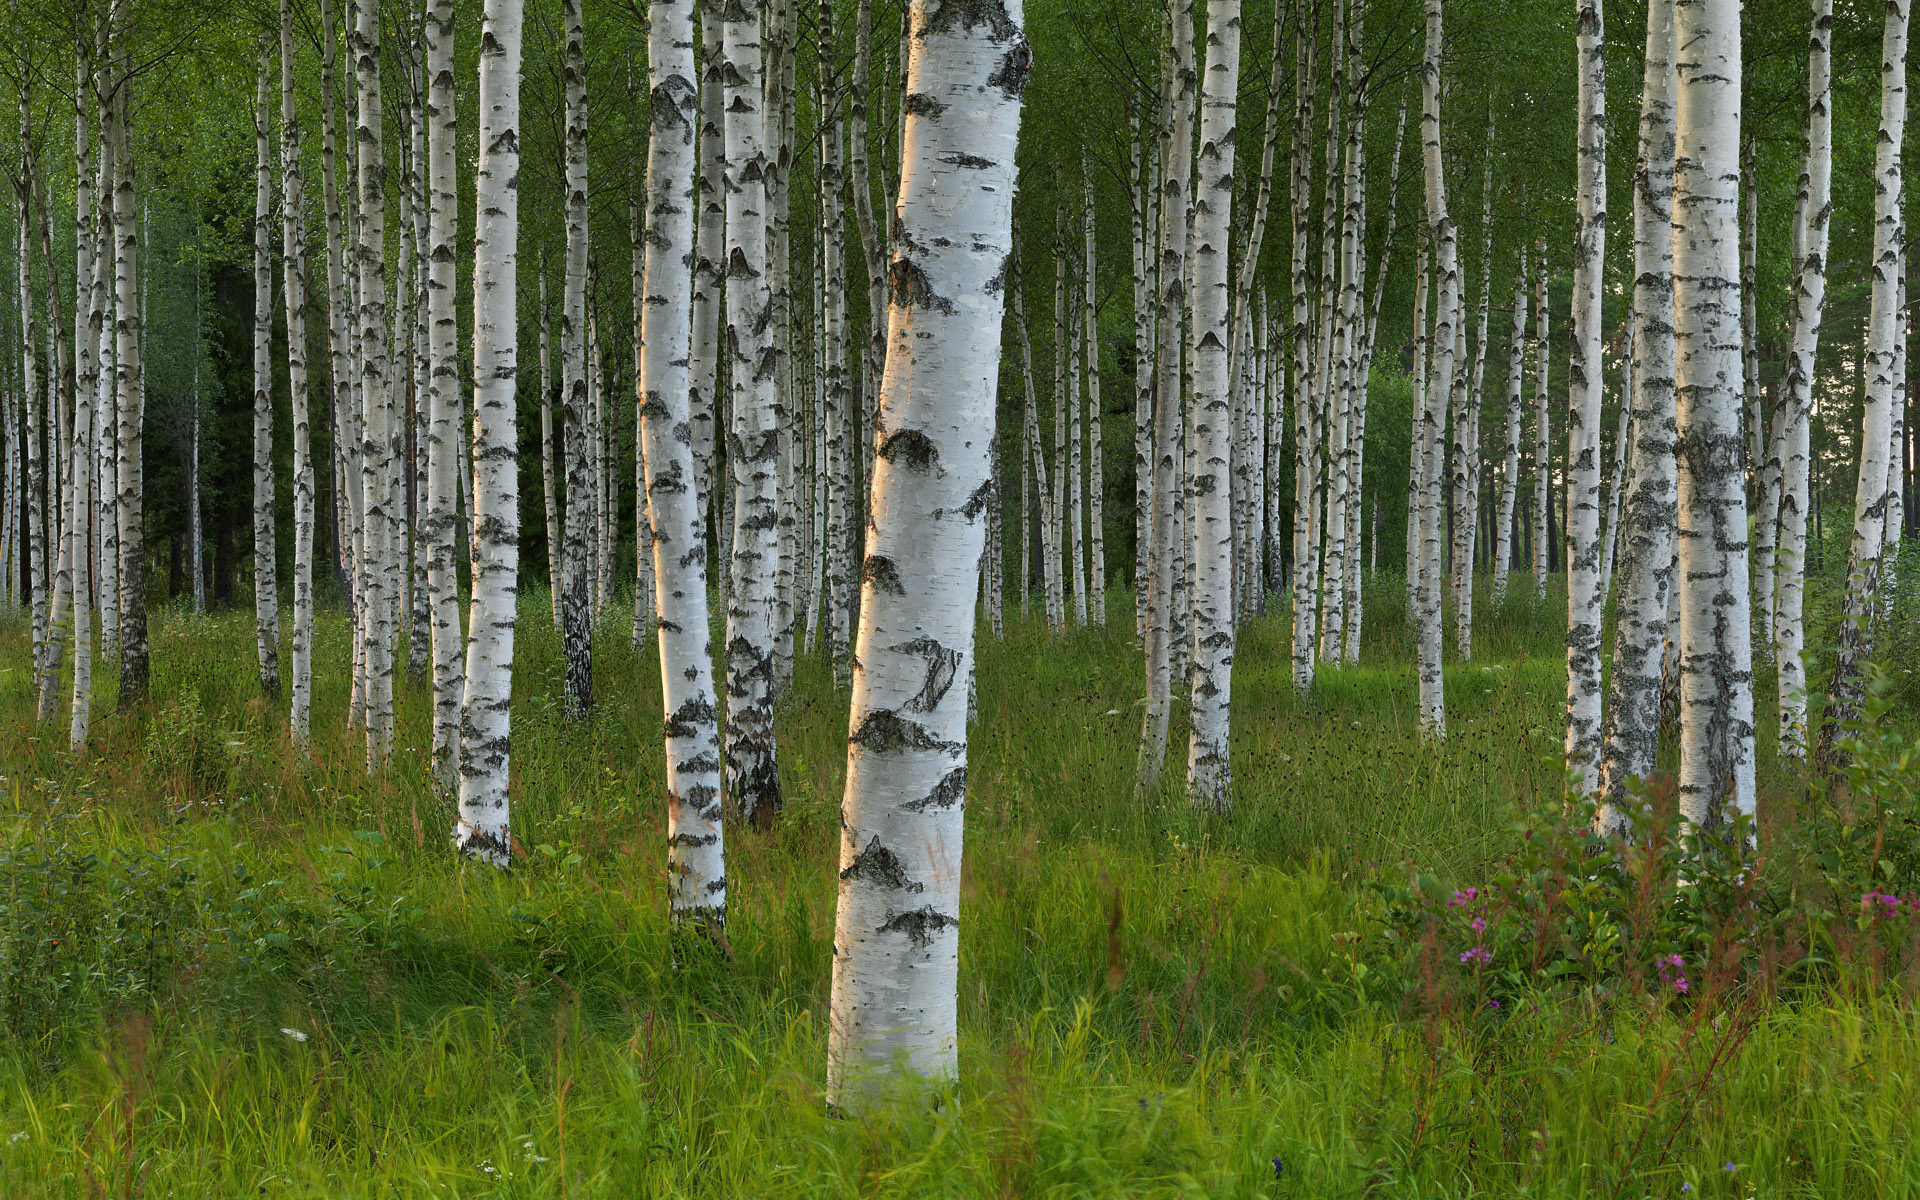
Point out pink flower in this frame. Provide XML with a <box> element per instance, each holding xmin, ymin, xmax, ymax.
<box><xmin>1460</xmin><ymin>946</ymin><xmax>1492</xmax><ymax>965</ymax></box>
<box><xmin>1470</xmin><ymin>916</ymin><xmax>1487</xmax><ymax>934</ymax></box>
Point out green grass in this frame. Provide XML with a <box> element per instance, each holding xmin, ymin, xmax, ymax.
<box><xmin>0</xmin><ymin>580</ymin><xmax>1914</xmax><ymax>1197</ymax></box>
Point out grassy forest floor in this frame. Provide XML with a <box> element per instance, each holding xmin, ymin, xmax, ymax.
<box><xmin>1</xmin><ymin>575</ymin><xmax>1919</xmax><ymax>1197</ymax></box>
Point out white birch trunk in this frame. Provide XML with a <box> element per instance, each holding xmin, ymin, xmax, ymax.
<box><xmin>453</xmin><ymin>0</ymin><xmax>523</xmax><ymax>867</ymax></box>
<box><xmin>253</xmin><ymin>53</ymin><xmax>282</xmax><ymax>699</ymax></box>
<box><xmin>281</xmin><ymin>0</ymin><xmax>316</xmax><ymax>750</ymax></box>
<box><xmin>68</xmin><ymin>53</ymin><xmax>94</xmax><ymax>751</ymax></box>
<box><xmin>1774</xmin><ymin>0</ymin><xmax>1832</xmax><ymax>761</ymax></box>
<box><xmin>109</xmin><ymin>62</ymin><xmax>145</xmax><ymax>703</ymax></box>
<box><xmin>826</xmin><ymin>0</ymin><xmax>1025</xmax><ymax>1108</ymax></box>
<box><xmin>1532</xmin><ymin>240</ymin><xmax>1550</xmax><ymax>599</ymax></box>
<box><xmin>691</xmin><ymin>0</ymin><xmax>724</xmax><ymax>549</ymax></box>
<box><xmin>559</xmin><ymin>0</ymin><xmax>593</xmax><ymax>722</ymax></box>
<box><xmin>1287</xmin><ymin>19</ymin><xmax>1317</xmax><ymax>692</ymax></box>
<box><xmin>1140</xmin><ymin>0</ymin><xmax>1195</xmax><ymax>787</ymax></box>
<box><xmin>1818</xmin><ymin>0</ymin><xmax>1907</xmax><ymax>764</ymax></box>
<box><xmin>1083</xmin><ymin>156</ymin><xmax>1105</xmax><ymax>627</ymax></box>
<box><xmin>1565</xmin><ymin>0</ymin><xmax>1608</xmax><ymax>794</ymax></box>
<box><xmin>722</xmin><ymin>0</ymin><xmax>783</xmax><ymax>828</ymax></box>
<box><xmin>423</xmin><ymin>0</ymin><xmax>464</xmax><ymax>791</ymax></box>
<box><xmin>538</xmin><ymin>258</ymin><xmax>561</xmax><ymax>626</ymax></box>
<box><xmin>639</xmin><ymin>0</ymin><xmax>726</xmax><ymax>931</ymax></box>
<box><xmin>1185</xmin><ymin>0</ymin><xmax>1240</xmax><ymax>809</ymax></box>
<box><xmin>354</xmin><ymin>0</ymin><xmax>394</xmax><ymax>765</ymax></box>
<box><xmin>1671</xmin><ymin>0</ymin><xmax>1756</xmax><ymax>830</ymax></box>
<box><xmin>1416</xmin><ymin>0</ymin><xmax>1453</xmax><ymax>741</ymax></box>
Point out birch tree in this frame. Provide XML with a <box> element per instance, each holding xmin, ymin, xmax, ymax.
<box><xmin>1185</xmin><ymin>0</ymin><xmax>1240</xmax><ymax>810</ymax></box>
<box><xmin>253</xmin><ymin>51</ymin><xmax>281</xmax><ymax>699</ymax></box>
<box><xmin>1598</xmin><ymin>0</ymin><xmax>1677</xmax><ymax>830</ymax></box>
<box><xmin>1775</xmin><ymin>0</ymin><xmax>1832</xmax><ymax>761</ymax></box>
<box><xmin>1565</xmin><ymin>0</ymin><xmax>1608</xmax><ymax>793</ymax></box>
<box><xmin>1288</xmin><ymin>7</ymin><xmax>1317</xmax><ymax>691</ymax></box>
<box><xmin>1818</xmin><ymin>0</ymin><xmax>1907</xmax><ymax>765</ymax></box>
<box><xmin>559</xmin><ymin>0</ymin><xmax>593</xmax><ymax>722</ymax></box>
<box><xmin>453</xmin><ymin>0</ymin><xmax>523</xmax><ymax>867</ymax></box>
<box><xmin>282</xmin><ymin>0</ymin><xmax>316</xmax><ymax>748</ymax></box>
<box><xmin>1671</xmin><ymin>0</ymin><xmax>1755</xmax><ymax>831</ymax></box>
<box><xmin>723</xmin><ymin>0</ymin><xmax>784</xmax><ymax>828</ymax></box>
<box><xmin>422</xmin><ymin>0</ymin><xmax>463</xmax><ymax>789</ymax></box>
<box><xmin>636</xmin><ymin>0</ymin><xmax>726</xmax><ymax>931</ymax></box>
<box><xmin>1492</xmin><ymin>250</ymin><xmax>1526</xmax><ymax>605</ymax></box>
<box><xmin>1140</xmin><ymin>0</ymin><xmax>1195</xmax><ymax>788</ymax></box>
<box><xmin>1531</xmin><ymin>240</ymin><xmax>1550</xmax><ymax>598</ymax></box>
<box><xmin>826</xmin><ymin>0</ymin><xmax>1025</xmax><ymax>1111</ymax></box>
<box><xmin>354</xmin><ymin>0</ymin><xmax>394</xmax><ymax>764</ymax></box>
<box><xmin>1416</xmin><ymin>0</ymin><xmax>1454</xmax><ymax>740</ymax></box>
<box><xmin>68</xmin><ymin>48</ymin><xmax>96</xmax><ymax>752</ymax></box>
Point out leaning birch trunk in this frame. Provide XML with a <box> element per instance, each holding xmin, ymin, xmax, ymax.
<box><xmin>826</xmin><ymin>0</ymin><xmax>1025</xmax><ymax>1110</ymax></box>
<box><xmin>722</xmin><ymin>0</ymin><xmax>784</xmax><ymax>829</ymax></box>
<box><xmin>1416</xmin><ymin>0</ymin><xmax>1453</xmax><ymax>741</ymax></box>
<box><xmin>1565</xmin><ymin>0</ymin><xmax>1608</xmax><ymax>794</ymax></box>
<box><xmin>424</xmin><ymin>0</ymin><xmax>464</xmax><ymax>790</ymax></box>
<box><xmin>638</xmin><ymin>0</ymin><xmax>726</xmax><ymax>932</ymax></box>
<box><xmin>1609</xmin><ymin>256</ymin><xmax>1687</xmax><ymax>773</ymax></box>
<box><xmin>110</xmin><ymin>71</ymin><xmax>146</xmax><ymax>703</ymax></box>
<box><xmin>559</xmin><ymin>0</ymin><xmax>593</xmax><ymax>722</ymax></box>
<box><xmin>453</xmin><ymin>0</ymin><xmax>523</xmax><ymax>867</ymax></box>
<box><xmin>253</xmin><ymin>53</ymin><xmax>282</xmax><ymax>699</ymax></box>
<box><xmin>1818</xmin><ymin>0</ymin><xmax>1907</xmax><ymax>766</ymax></box>
<box><xmin>1671</xmin><ymin>0</ymin><xmax>1756</xmax><ymax>831</ymax></box>
<box><xmin>1775</xmin><ymin>0</ymin><xmax>1832</xmax><ymax>761</ymax></box>
<box><xmin>283</xmin><ymin>0</ymin><xmax>316</xmax><ymax>749</ymax></box>
<box><xmin>1185</xmin><ymin>0</ymin><xmax>1241</xmax><ymax>809</ymax></box>
<box><xmin>68</xmin><ymin>53</ymin><xmax>95</xmax><ymax>751</ymax></box>
<box><xmin>354</xmin><ymin>0</ymin><xmax>394</xmax><ymax>765</ymax></box>
<box><xmin>1140</xmin><ymin>0</ymin><xmax>1195</xmax><ymax>790</ymax></box>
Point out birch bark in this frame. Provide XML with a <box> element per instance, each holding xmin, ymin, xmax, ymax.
<box><xmin>1185</xmin><ymin>0</ymin><xmax>1240</xmax><ymax>809</ymax></box>
<box><xmin>1565</xmin><ymin>0</ymin><xmax>1608</xmax><ymax>794</ymax></box>
<box><xmin>423</xmin><ymin>0</ymin><xmax>463</xmax><ymax>790</ymax></box>
<box><xmin>354</xmin><ymin>0</ymin><xmax>394</xmax><ymax>764</ymax></box>
<box><xmin>826</xmin><ymin>0</ymin><xmax>1025</xmax><ymax>1109</ymax></box>
<box><xmin>1818</xmin><ymin>0</ymin><xmax>1906</xmax><ymax>765</ymax></box>
<box><xmin>254</xmin><ymin>52</ymin><xmax>282</xmax><ymax>699</ymax></box>
<box><xmin>1416</xmin><ymin>0</ymin><xmax>1453</xmax><ymax>740</ymax></box>
<box><xmin>453</xmin><ymin>0</ymin><xmax>523</xmax><ymax>867</ymax></box>
<box><xmin>1671</xmin><ymin>0</ymin><xmax>1756</xmax><ymax>830</ymax></box>
<box><xmin>283</xmin><ymin>0</ymin><xmax>315</xmax><ymax>750</ymax></box>
<box><xmin>560</xmin><ymin>0</ymin><xmax>593</xmax><ymax>722</ymax></box>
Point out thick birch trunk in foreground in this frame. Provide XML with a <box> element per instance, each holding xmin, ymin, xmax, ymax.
<box><xmin>1819</xmin><ymin>0</ymin><xmax>1907</xmax><ymax>765</ymax></box>
<box><xmin>639</xmin><ymin>0</ymin><xmax>726</xmax><ymax>932</ymax></box>
<box><xmin>425</xmin><ymin>0</ymin><xmax>464</xmax><ymax>790</ymax></box>
<box><xmin>1416</xmin><ymin>0</ymin><xmax>1453</xmax><ymax>741</ymax></box>
<box><xmin>723</xmin><ymin>0</ymin><xmax>783</xmax><ymax>829</ymax></box>
<box><xmin>559</xmin><ymin>0</ymin><xmax>593</xmax><ymax>722</ymax></box>
<box><xmin>1671</xmin><ymin>0</ymin><xmax>1756</xmax><ymax>831</ymax></box>
<box><xmin>283</xmin><ymin>0</ymin><xmax>316</xmax><ymax>749</ymax></box>
<box><xmin>1140</xmin><ymin>0</ymin><xmax>1195</xmax><ymax>790</ymax></box>
<box><xmin>1775</xmin><ymin>0</ymin><xmax>1833</xmax><ymax>761</ymax></box>
<box><xmin>1598</xmin><ymin>0</ymin><xmax>1678</xmax><ymax>831</ymax></box>
<box><xmin>1565</xmin><ymin>0</ymin><xmax>1608</xmax><ymax>794</ymax></box>
<box><xmin>453</xmin><ymin>0</ymin><xmax>523</xmax><ymax>867</ymax></box>
<box><xmin>1185</xmin><ymin>0</ymin><xmax>1241</xmax><ymax>810</ymax></box>
<box><xmin>253</xmin><ymin>54</ymin><xmax>281</xmax><ymax>699</ymax></box>
<box><xmin>826</xmin><ymin>0</ymin><xmax>1025</xmax><ymax>1110</ymax></box>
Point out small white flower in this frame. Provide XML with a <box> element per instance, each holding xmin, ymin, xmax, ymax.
<box><xmin>8</xmin><ymin>1131</ymin><xmax>27</xmax><ymax>1144</ymax></box>
<box><xmin>279</xmin><ymin>1028</ymin><xmax>309</xmax><ymax>1043</ymax></box>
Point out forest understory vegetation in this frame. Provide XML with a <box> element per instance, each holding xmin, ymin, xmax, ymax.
<box><xmin>2</xmin><ymin>562</ymin><xmax>1919</xmax><ymax>1197</ymax></box>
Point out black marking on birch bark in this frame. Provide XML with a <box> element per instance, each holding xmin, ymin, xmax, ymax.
<box><xmin>669</xmin><ymin>830</ymin><xmax>719</xmax><ymax>848</ymax></box>
<box><xmin>879</xmin><ymin>429</ymin><xmax>939</xmax><ymax>471</ymax></box>
<box><xmin>684</xmin><ymin>752</ymin><xmax>721</xmax><ymax>775</ymax></box>
<box><xmin>987</xmin><ymin>41</ymin><xmax>1032</xmax><ymax>99</ymax></box>
<box><xmin>925</xmin><ymin>0</ymin><xmax>1018</xmax><ymax>36</ymax></box>
<box><xmin>889</xmin><ymin>636</ymin><xmax>961</xmax><ymax>712</ymax></box>
<box><xmin>903</xmin><ymin>92</ymin><xmax>948</xmax><ymax>117</ymax></box>
<box><xmin>840</xmin><ymin>835</ymin><xmax>925</xmax><ymax>892</ymax></box>
<box><xmin>850</xmin><ymin>709</ymin><xmax>964</xmax><ymax>754</ymax></box>
<box><xmin>455</xmin><ymin>827</ymin><xmax>512</xmax><ymax>864</ymax></box>
<box><xmin>937</xmin><ymin>478</ymin><xmax>993</xmax><ymax>521</ymax></box>
<box><xmin>903</xmin><ymin>766</ymin><xmax>967</xmax><ymax>812</ymax></box>
<box><xmin>704</xmin><ymin>877</ymin><xmax>727</xmax><ymax>895</ymax></box>
<box><xmin>664</xmin><ymin>696</ymin><xmax>718</xmax><ymax>739</ymax></box>
<box><xmin>938</xmin><ymin>152</ymin><xmax>996</xmax><ymax>170</ymax></box>
<box><xmin>985</xmin><ymin>254</ymin><xmax>1009</xmax><ymax>296</ymax></box>
<box><xmin>863</xmin><ymin>555</ymin><xmax>906</xmax><ymax>595</ymax></box>
<box><xmin>880</xmin><ymin>905</ymin><xmax>958</xmax><ymax>947</ymax></box>
<box><xmin>888</xmin><ymin>258</ymin><xmax>956</xmax><ymax>314</ymax></box>
<box><xmin>726</xmin><ymin>246</ymin><xmax>761</xmax><ymax>279</ymax></box>
<box><xmin>683</xmin><ymin>782</ymin><xmax>720</xmax><ymax>811</ymax></box>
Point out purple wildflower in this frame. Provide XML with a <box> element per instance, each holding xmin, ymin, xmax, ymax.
<box><xmin>1460</xmin><ymin>946</ymin><xmax>1492</xmax><ymax>965</ymax></box>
